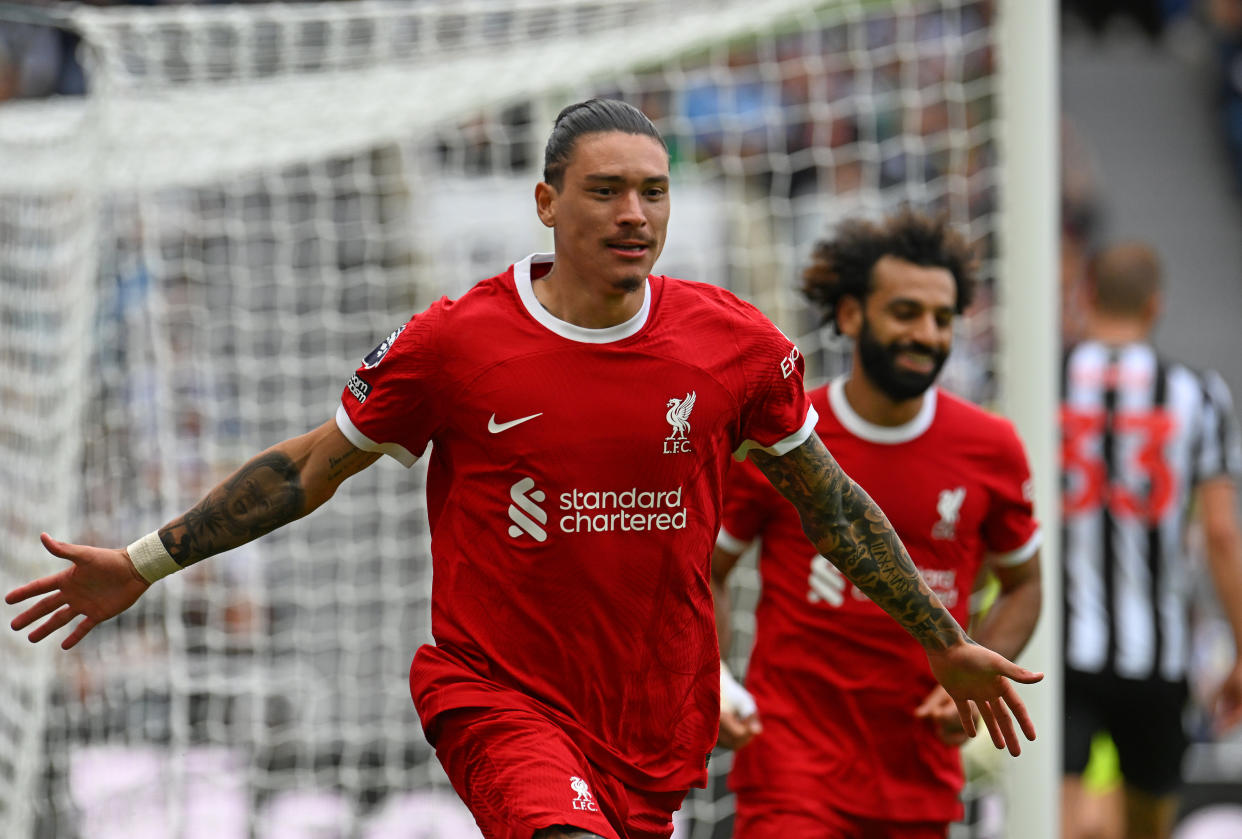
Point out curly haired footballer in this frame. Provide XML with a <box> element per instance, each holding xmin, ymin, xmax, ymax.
<box><xmin>713</xmin><ymin>206</ymin><xmax>1041</xmax><ymax>836</ymax></box>
<box><xmin>803</xmin><ymin>208</ymin><xmax>979</xmax><ymax>331</ymax></box>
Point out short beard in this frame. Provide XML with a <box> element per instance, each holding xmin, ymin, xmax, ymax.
<box><xmin>614</xmin><ymin>275</ymin><xmax>644</xmax><ymax>294</ymax></box>
<box><xmin>856</xmin><ymin>318</ymin><xmax>948</xmax><ymax>402</ymax></box>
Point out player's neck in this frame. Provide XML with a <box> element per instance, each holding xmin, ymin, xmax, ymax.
<box><xmin>532</xmin><ymin>266</ymin><xmax>646</xmax><ymax>329</ymax></box>
<box><xmin>842</xmin><ymin>373</ymin><xmax>926</xmax><ymax>427</ymax></box>
<box><xmin>1084</xmin><ymin>313</ymin><xmax>1150</xmax><ymax>346</ymax></box>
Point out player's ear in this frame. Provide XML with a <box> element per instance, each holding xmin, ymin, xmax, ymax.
<box><xmin>837</xmin><ymin>294</ymin><xmax>863</xmax><ymax>339</ymax></box>
<box><xmin>534</xmin><ymin>181</ymin><xmax>557</xmax><ymax>229</ymax></box>
<box><xmin>1144</xmin><ymin>291</ymin><xmax>1163</xmax><ymax>328</ymax></box>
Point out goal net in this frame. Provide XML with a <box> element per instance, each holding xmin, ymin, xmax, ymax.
<box><xmin>0</xmin><ymin>2</ymin><xmax>1043</xmax><ymax>837</ymax></box>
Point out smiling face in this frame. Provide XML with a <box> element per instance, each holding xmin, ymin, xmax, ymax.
<box><xmin>841</xmin><ymin>255</ymin><xmax>957</xmax><ymax>402</ymax></box>
<box><xmin>535</xmin><ymin>130</ymin><xmax>670</xmax><ymax>297</ymax></box>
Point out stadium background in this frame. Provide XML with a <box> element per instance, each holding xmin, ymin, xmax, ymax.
<box><xmin>3</xmin><ymin>0</ymin><xmax>1235</xmax><ymax>836</ymax></box>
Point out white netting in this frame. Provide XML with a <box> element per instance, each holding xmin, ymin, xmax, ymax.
<box><xmin>0</xmin><ymin>1</ymin><xmax>1012</xmax><ymax>837</ymax></box>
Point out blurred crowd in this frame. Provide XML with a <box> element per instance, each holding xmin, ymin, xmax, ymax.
<box><xmin>0</xmin><ymin>16</ymin><xmax>82</xmax><ymax>99</ymax></box>
<box><xmin>1061</xmin><ymin>0</ymin><xmax>1242</xmax><ymax>195</ymax></box>
<box><xmin>5</xmin><ymin>1</ymin><xmax>1242</xmax><ymax>197</ymax></box>
<box><xmin>0</xmin><ymin>0</ymin><xmax>345</xmax><ymax>100</ymax></box>
<box><xmin>1059</xmin><ymin>0</ymin><xmax>1242</xmax><ymax>341</ymax></box>
<box><xmin>1205</xmin><ymin>0</ymin><xmax>1242</xmax><ymax>193</ymax></box>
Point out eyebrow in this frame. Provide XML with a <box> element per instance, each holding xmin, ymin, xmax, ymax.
<box><xmin>583</xmin><ymin>173</ymin><xmax>670</xmax><ymax>185</ymax></box>
<box><xmin>887</xmin><ymin>298</ymin><xmax>956</xmax><ymax>313</ymax></box>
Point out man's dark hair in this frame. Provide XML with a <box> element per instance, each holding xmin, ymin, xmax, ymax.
<box><xmin>542</xmin><ymin>98</ymin><xmax>667</xmax><ymax>189</ymax></box>
<box><xmin>803</xmin><ymin>208</ymin><xmax>978</xmax><ymax>332</ymax></box>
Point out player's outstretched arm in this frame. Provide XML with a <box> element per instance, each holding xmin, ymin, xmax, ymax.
<box><xmin>6</xmin><ymin>419</ymin><xmax>380</xmax><ymax>650</ymax></box>
<box><xmin>748</xmin><ymin>435</ymin><xmax>1043</xmax><ymax>755</ymax></box>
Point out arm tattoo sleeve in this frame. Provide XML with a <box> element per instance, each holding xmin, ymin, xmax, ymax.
<box><xmin>750</xmin><ymin>437</ymin><xmax>966</xmax><ymax>653</ymax></box>
<box><xmin>159</xmin><ymin>450</ymin><xmax>306</xmax><ymax>568</ymax></box>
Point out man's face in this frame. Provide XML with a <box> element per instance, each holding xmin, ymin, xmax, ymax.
<box><xmin>536</xmin><ymin>131</ymin><xmax>670</xmax><ymax>295</ymax></box>
<box><xmin>851</xmin><ymin>256</ymin><xmax>957</xmax><ymax>402</ymax></box>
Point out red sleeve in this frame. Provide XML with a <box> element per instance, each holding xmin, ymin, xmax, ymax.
<box><xmin>335</xmin><ymin>302</ymin><xmax>448</xmax><ymax>467</ymax></box>
<box><xmin>982</xmin><ymin>420</ymin><xmax>1042</xmax><ymax>564</ymax></box>
<box><xmin>718</xmin><ymin>456</ymin><xmax>782</xmax><ymax>549</ymax></box>
<box><xmin>732</xmin><ymin>311</ymin><xmax>816</xmax><ymax>460</ymax></box>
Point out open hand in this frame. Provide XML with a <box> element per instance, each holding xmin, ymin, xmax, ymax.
<box><xmin>6</xmin><ymin>533</ymin><xmax>150</xmax><ymax>649</ymax></box>
<box><xmin>925</xmin><ymin>640</ymin><xmax>1043</xmax><ymax>756</ymax></box>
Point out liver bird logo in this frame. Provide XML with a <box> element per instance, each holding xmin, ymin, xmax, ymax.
<box><xmin>933</xmin><ymin>486</ymin><xmax>966</xmax><ymax>540</ymax></box>
<box><xmin>570</xmin><ymin>775</ymin><xmax>597</xmax><ymax>811</ymax></box>
<box><xmin>665</xmin><ymin>391</ymin><xmax>696</xmax><ymax>440</ymax></box>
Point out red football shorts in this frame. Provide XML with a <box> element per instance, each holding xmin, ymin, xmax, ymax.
<box><xmin>734</xmin><ymin>796</ymin><xmax>948</xmax><ymax>839</ymax></box>
<box><xmin>428</xmin><ymin>705</ymin><xmax>687</xmax><ymax>839</ymax></box>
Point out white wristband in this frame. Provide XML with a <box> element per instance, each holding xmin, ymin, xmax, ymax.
<box><xmin>720</xmin><ymin>661</ymin><xmax>758</xmax><ymax>719</ymax></box>
<box><xmin>126</xmin><ymin>531</ymin><xmax>181</xmax><ymax>583</ymax></box>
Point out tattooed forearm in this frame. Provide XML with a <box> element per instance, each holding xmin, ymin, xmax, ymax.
<box><xmin>159</xmin><ymin>451</ymin><xmax>306</xmax><ymax>567</ymax></box>
<box><xmin>326</xmin><ymin>446</ymin><xmax>376</xmax><ymax>480</ymax></box>
<box><xmin>750</xmin><ymin>437</ymin><xmax>966</xmax><ymax>653</ymax></box>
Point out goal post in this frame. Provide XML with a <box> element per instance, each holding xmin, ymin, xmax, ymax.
<box><xmin>0</xmin><ymin>43</ymin><xmax>100</xmax><ymax>835</ymax></box>
<box><xmin>995</xmin><ymin>1</ymin><xmax>1061</xmax><ymax>836</ymax></box>
<box><xmin>0</xmin><ymin>2</ymin><xmax>1058</xmax><ymax>837</ymax></box>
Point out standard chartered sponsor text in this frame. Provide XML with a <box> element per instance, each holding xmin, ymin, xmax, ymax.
<box><xmin>559</xmin><ymin>486</ymin><xmax>687</xmax><ymax>533</ymax></box>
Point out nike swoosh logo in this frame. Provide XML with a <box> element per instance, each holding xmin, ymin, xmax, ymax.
<box><xmin>488</xmin><ymin>412</ymin><xmax>543</xmax><ymax>434</ymax></box>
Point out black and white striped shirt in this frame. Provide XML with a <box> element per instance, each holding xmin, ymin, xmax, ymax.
<box><xmin>1061</xmin><ymin>340</ymin><xmax>1242</xmax><ymax>681</ymax></box>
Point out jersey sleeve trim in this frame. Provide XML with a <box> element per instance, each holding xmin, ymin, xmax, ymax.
<box><xmin>732</xmin><ymin>405</ymin><xmax>819</xmax><ymax>461</ymax></box>
<box><xmin>335</xmin><ymin>404</ymin><xmax>419</xmax><ymax>468</ymax></box>
<box><xmin>987</xmin><ymin>526</ymin><xmax>1043</xmax><ymax>567</ymax></box>
<box><xmin>715</xmin><ymin>526</ymin><xmax>752</xmax><ymax>555</ymax></box>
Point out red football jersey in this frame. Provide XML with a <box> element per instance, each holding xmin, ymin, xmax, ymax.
<box><xmin>336</xmin><ymin>253</ymin><xmax>816</xmax><ymax>792</ymax></box>
<box><xmin>720</xmin><ymin>379</ymin><xmax>1040</xmax><ymax>821</ymax></box>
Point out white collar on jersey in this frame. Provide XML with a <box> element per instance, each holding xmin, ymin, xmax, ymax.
<box><xmin>828</xmin><ymin>375</ymin><xmax>937</xmax><ymax>444</ymax></box>
<box><xmin>513</xmin><ymin>253</ymin><xmax>652</xmax><ymax>344</ymax></box>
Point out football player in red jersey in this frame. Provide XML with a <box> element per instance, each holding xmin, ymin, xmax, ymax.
<box><xmin>713</xmin><ymin>210</ymin><xmax>1044</xmax><ymax>838</ymax></box>
<box><xmin>7</xmin><ymin>102</ymin><xmax>1041</xmax><ymax>839</ymax></box>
